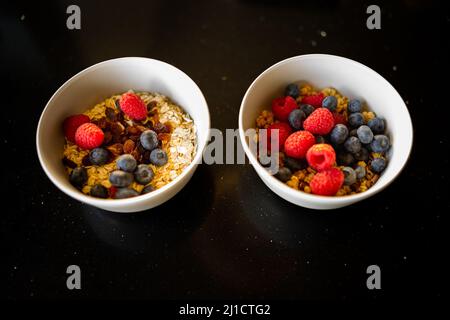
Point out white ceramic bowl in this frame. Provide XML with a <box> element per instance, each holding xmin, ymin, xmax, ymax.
<box><xmin>239</xmin><ymin>54</ymin><xmax>413</xmax><ymax>210</ymax></box>
<box><xmin>37</xmin><ymin>57</ymin><xmax>210</xmax><ymax>213</ymax></box>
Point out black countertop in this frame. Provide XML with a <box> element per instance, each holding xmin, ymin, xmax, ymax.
<box><xmin>1</xmin><ymin>0</ymin><xmax>447</xmax><ymax>301</ymax></box>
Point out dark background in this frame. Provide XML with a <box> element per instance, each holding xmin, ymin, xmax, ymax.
<box><xmin>1</xmin><ymin>0</ymin><xmax>447</xmax><ymax>301</ymax></box>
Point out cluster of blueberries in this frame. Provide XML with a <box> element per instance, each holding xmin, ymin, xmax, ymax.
<box><xmin>70</xmin><ymin>129</ymin><xmax>168</xmax><ymax>199</ymax></box>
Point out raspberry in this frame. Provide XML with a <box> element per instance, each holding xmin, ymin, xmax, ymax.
<box><xmin>266</xmin><ymin>122</ymin><xmax>292</xmax><ymax>151</ymax></box>
<box><xmin>310</xmin><ymin>168</ymin><xmax>344</xmax><ymax>196</ymax></box>
<box><xmin>271</xmin><ymin>96</ymin><xmax>298</xmax><ymax>121</ymax></box>
<box><xmin>301</xmin><ymin>93</ymin><xmax>324</xmax><ymax>108</ymax></box>
<box><xmin>284</xmin><ymin>131</ymin><xmax>315</xmax><ymax>159</ymax></box>
<box><xmin>119</xmin><ymin>93</ymin><xmax>148</xmax><ymax>120</ymax></box>
<box><xmin>75</xmin><ymin>123</ymin><xmax>104</xmax><ymax>149</ymax></box>
<box><xmin>306</xmin><ymin>144</ymin><xmax>336</xmax><ymax>171</ymax></box>
<box><xmin>303</xmin><ymin>108</ymin><xmax>335</xmax><ymax>135</ymax></box>
<box><xmin>63</xmin><ymin>114</ymin><xmax>90</xmax><ymax>142</ymax></box>
<box><xmin>333</xmin><ymin>112</ymin><xmax>347</xmax><ymax>126</ymax></box>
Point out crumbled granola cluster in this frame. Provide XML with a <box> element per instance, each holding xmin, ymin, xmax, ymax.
<box><xmin>63</xmin><ymin>92</ymin><xmax>196</xmax><ymax>198</ymax></box>
<box><xmin>255</xmin><ymin>83</ymin><xmax>389</xmax><ymax>196</ymax></box>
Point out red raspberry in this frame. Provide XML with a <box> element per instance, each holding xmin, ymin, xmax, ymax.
<box><xmin>306</xmin><ymin>144</ymin><xmax>336</xmax><ymax>171</ymax></box>
<box><xmin>271</xmin><ymin>96</ymin><xmax>298</xmax><ymax>121</ymax></box>
<box><xmin>301</xmin><ymin>93</ymin><xmax>324</xmax><ymax>108</ymax></box>
<box><xmin>303</xmin><ymin>108</ymin><xmax>335</xmax><ymax>135</ymax></box>
<box><xmin>310</xmin><ymin>168</ymin><xmax>344</xmax><ymax>196</ymax></box>
<box><xmin>333</xmin><ymin>112</ymin><xmax>347</xmax><ymax>126</ymax></box>
<box><xmin>75</xmin><ymin>123</ymin><xmax>104</xmax><ymax>149</ymax></box>
<box><xmin>63</xmin><ymin>114</ymin><xmax>90</xmax><ymax>142</ymax></box>
<box><xmin>266</xmin><ymin>122</ymin><xmax>292</xmax><ymax>151</ymax></box>
<box><xmin>284</xmin><ymin>131</ymin><xmax>315</xmax><ymax>159</ymax></box>
<box><xmin>119</xmin><ymin>93</ymin><xmax>148</xmax><ymax>120</ymax></box>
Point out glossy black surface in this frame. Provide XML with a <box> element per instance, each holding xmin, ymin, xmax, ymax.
<box><xmin>1</xmin><ymin>0</ymin><xmax>447</xmax><ymax>300</ymax></box>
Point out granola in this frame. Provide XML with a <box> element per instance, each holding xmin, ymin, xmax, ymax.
<box><xmin>62</xmin><ymin>91</ymin><xmax>197</xmax><ymax>199</ymax></box>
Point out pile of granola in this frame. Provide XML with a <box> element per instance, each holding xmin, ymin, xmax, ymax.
<box><xmin>255</xmin><ymin>83</ymin><xmax>390</xmax><ymax>196</ymax></box>
<box><xmin>62</xmin><ymin>91</ymin><xmax>197</xmax><ymax>199</ymax></box>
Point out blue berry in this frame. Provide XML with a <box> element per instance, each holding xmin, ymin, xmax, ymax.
<box><xmin>337</xmin><ymin>152</ymin><xmax>355</xmax><ymax>166</ymax></box>
<box><xmin>149</xmin><ymin>148</ymin><xmax>168</xmax><ymax>166</ymax></box>
<box><xmin>357</xmin><ymin>125</ymin><xmax>374</xmax><ymax>144</ymax></box>
<box><xmin>349</xmin><ymin>128</ymin><xmax>358</xmax><ymax>137</ymax></box>
<box><xmin>370</xmin><ymin>135</ymin><xmax>390</xmax><ymax>153</ymax></box>
<box><xmin>109</xmin><ymin>170</ymin><xmax>133</xmax><ymax>187</ymax></box>
<box><xmin>355</xmin><ymin>165</ymin><xmax>366</xmax><ymax>179</ymax></box>
<box><xmin>315</xmin><ymin>135</ymin><xmax>326</xmax><ymax>144</ymax></box>
<box><xmin>134</xmin><ymin>164</ymin><xmax>154</xmax><ymax>184</ymax></box>
<box><xmin>284</xmin><ymin>157</ymin><xmax>305</xmax><ymax>171</ymax></box>
<box><xmin>90</xmin><ymin>184</ymin><xmax>108</xmax><ymax>198</ymax></box>
<box><xmin>330</xmin><ymin>124</ymin><xmax>349</xmax><ymax>144</ymax></box>
<box><xmin>348</xmin><ymin>113</ymin><xmax>365</xmax><ymax>128</ymax></box>
<box><xmin>322</xmin><ymin>95</ymin><xmax>337</xmax><ymax>111</ymax></box>
<box><xmin>348</xmin><ymin>99</ymin><xmax>362</xmax><ymax>113</ymax></box>
<box><xmin>370</xmin><ymin>158</ymin><xmax>387</xmax><ymax>173</ymax></box>
<box><xmin>116</xmin><ymin>154</ymin><xmax>137</xmax><ymax>172</ymax></box>
<box><xmin>114</xmin><ymin>188</ymin><xmax>139</xmax><ymax>199</ymax></box>
<box><xmin>300</xmin><ymin>104</ymin><xmax>314</xmax><ymax>116</ymax></box>
<box><xmin>344</xmin><ymin>136</ymin><xmax>362</xmax><ymax>154</ymax></box>
<box><xmin>284</xmin><ymin>83</ymin><xmax>300</xmax><ymax>98</ymax></box>
<box><xmin>70</xmin><ymin>167</ymin><xmax>87</xmax><ymax>188</ymax></box>
<box><xmin>342</xmin><ymin>167</ymin><xmax>356</xmax><ymax>185</ymax></box>
<box><xmin>141</xmin><ymin>185</ymin><xmax>155</xmax><ymax>194</ymax></box>
<box><xmin>140</xmin><ymin>130</ymin><xmax>159</xmax><ymax>151</ymax></box>
<box><xmin>368</xmin><ymin>117</ymin><xmax>385</xmax><ymax>134</ymax></box>
<box><xmin>288</xmin><ymin>109</ymin><xmax>305</xmax><ymax>130</ymax></box>
<box><xmin>354</xmin><ymin>147</ymin><xmax>369</xmax><ymax>161</ymax></box>
<box><xmin>275</xmin><ymin>167</ymin><xmax>292</xmax><ymax>182</ymax></box>
<box><xmin>89</xmin><ymin>148</ymin><xmax>109</xmax><ymax>165</ymax></box>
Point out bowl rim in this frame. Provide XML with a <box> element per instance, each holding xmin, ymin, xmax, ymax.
<box><xmin>238</xmin><ymin>53</ymin><xmax>413</xmax><ymax>205</ymax></box>
<box><xmin>36</xmin><ymin>57</ymin><xmax>210</xmax><ymax>209</ymax></box>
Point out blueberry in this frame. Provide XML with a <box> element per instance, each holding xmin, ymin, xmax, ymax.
<box><xmin>347</xmin><ymin>99</ymin><xmax>362</xmax><ymax>113</ymax></box>
<box><xmin>114</xmin><ymin>188</ymin><xmax>139</xmax><ymax>199</ymax></box>
<box><xmin>370</xmin><ymin>158</ymin><xmax>387</xmax><ymax>173</ymax></box>
<box><xmin>140</xmin><ymin>130</ymin><xmax>159</xmax><ymax>151</ymax></box>
<box><xmin>349</xmin><ymin>128</ymin><xmax>358</xmax><ymax>137</ymax></box>
<box><xmin>149</xmin><ymin>148</ymin><xmax>168</xmax><ymax>166</ymax></box>
<box><xmin>284</xmin><ymin>83</ymin><xmax>300</xmax><ymax>98</ymax></box>
<box><xmin>315</xmin><ymin>135</ymin><xmax>326</xmax><ymax>144</ymax></box>
<box><xmin>134</xmin><ymin>164</ymin><xmax>154</xmax><ymax>184</ymax></box>
<box><xmin>117</xmin><ymin>154</ymin><xmax>137</xmax><ymax>172</ymax></box>
<box><xmin>275</xmin><ymin>167</ymin><xmax>292</xmax><ymax>182</ymax></box>
<box><xmin>322</xmin><ymin>95</ymin><xmax>337</xmax><ymax>111</ymax></box>
<box><xmin>348</xmin><ymin>112</ymin><xmax>365</xmax><ymax>128</ymax></box>
<box><xmin>337</xmin><ymin>152</ymin><xmax>355</xmax><ymax>166</ymax></box>
<box><xmin>357</xmin><ymin>125</ymin><xmax>374</xmax><ymax>144</ymax></box>
<box><xmin>284</xmin><ymin>157</ymin><xmax>305</xmax><ymax>171</ymax></box>
<box><xmin>109</xmin><ymin>170</ymin><xmax>133</xmax><ymax>187</ymax></box>
<box><xmin>288</xmin><ymin>109</ymin><xmax>305</xmax><ymax>130</ymax></box>
<box><xmin>368</xmin><ymin>117</ymin><xmax>385</xmax><ymax>134</ymax></box>
<box><xmin>342</xmin><ymin>167</ymin><xmax>356</xmax><ymax>185</ymax></box>
<box><xmin>89</xmin><ymin>148</ymin><xmax>109</xmax><ymax>165</ymax></box>
<box><xmin>354</xmin><ymin>165</ymin><xmax>366</xmax><ymax>179</ymax></box>
<box><xmin>344</xmin><ymin>136</ymin><xmax>362</xmax><ymax>154</ymax></box>
<box><xmin>70</xmin><ymin>167</ymin><xmax>87</xmax><ymax>188</ymax></box>
<box><xmin>330</xmin><ymin>124</ymin><xmax>349</xmax><ymax>144</ymax></box>
<box><xmin>354</xmin><ymin>147</ymin><xmax>369</xmax><ymax>161</ymax></box>
<box><xmin>370</xmin><ymin>135</ymin><xmax>390</xmax><ymax>153</ymax></box>
<box><xmin>141</xmin><ymin>185</ymin><xmax>155</xmax><ymax>194</ymax></box>
<box><xmin>300</xmin><ymin>104</ymin><xmax>314</xmax><ymax>116</ymax></box>
<box><xmin>90</xmin><ymin>184</ymin><xmax>108</xmax><ymax>198</ymax></box>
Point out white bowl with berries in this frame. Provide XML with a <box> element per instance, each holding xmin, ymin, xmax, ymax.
<box><xmin>37</xmin><ymin>57</ymin><xmax>210</xmax><ymax>213</ymax></box>
<box><xmin>239</xmin><ymin>54</ymin><xmax>413</xmax><ymax>210</ymax></box>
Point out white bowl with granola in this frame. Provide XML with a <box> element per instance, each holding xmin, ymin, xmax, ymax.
<box><xmin>239</xmin><ymin>54</ymin><xmax>413</xmax><ymax>210</ymax></box>
<box><xmin>37</xmin><ymin>57</ymin><xmax>210</xmax><ymax>212</ymax></box>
